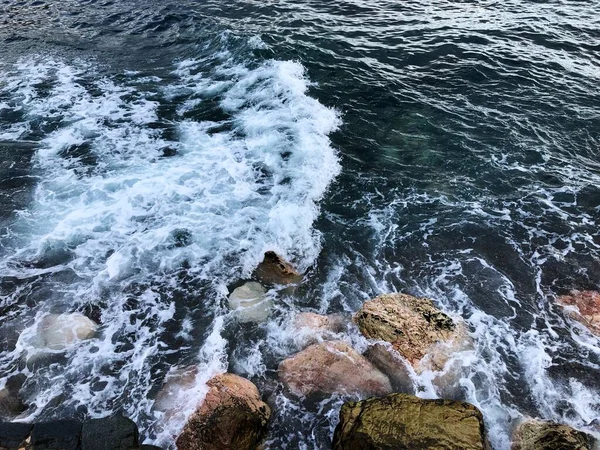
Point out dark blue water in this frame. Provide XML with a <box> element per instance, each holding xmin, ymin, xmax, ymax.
<box><xmin>0</xmin><ymin>0</ymin><xmax>599</xmax><ymax>448</ymax></box>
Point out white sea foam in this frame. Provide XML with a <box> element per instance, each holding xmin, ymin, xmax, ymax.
<box><xmin>0</xmin><ymin>52</ymin><xmax>341</xmax><ymax>445</ymax></box>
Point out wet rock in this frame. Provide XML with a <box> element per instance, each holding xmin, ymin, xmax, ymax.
<box><xmin>512</xmin><ymin>419</ymin><xmax>595</xmax><ymax>450</ymax></box>
<box><xmin>278</xmin><ymin>340</ymin><xmax>392</xmax><ymax>398</ymax></box>
<box><xmin>153</xmin><ymin>366</ymin><xmax>198</xmax><ymax>415</ymax></box>
<box><xmin>35</xmin><ymin>313</ymin><xmax>98</xmax><ymax>350</ymax></box>
<box><xmin>364</xmin><ymin>343</ymin><xmax>414</xmax><ymax>393</ymax></box>
<box><xmin>332</xmin><ymin>393</ymin><xmax>488</xmax><ymax>450</ymax></box>
<box><xmin>252</xmin><ymin>251</ymin><xmax>302</xmax><ymax>286</ymax></box>
<box><xmin>291</xmin><ymin>312</ymin><xmax>346</xmax><ymax>347</ymax></box>
<box><xmin>354</xmin><ymin>293</ymin><xmax>470</xmax><ymax>372</ymax></box>
<box><xmin>161</xmin><ymin>147</ymin><xmax>177</xmax><ymax>157</ymax></box>
<box><xmin>81</xmin><ymin>415</ymin><xmax>139</xmax><ymax>450</ymax></box>
<box><xmin>0</xmin><ymin>421</ymin><xmax>32</xmax><ymax>449</ymax></box>
<box><xmin>557</xmin><ymin>290</ymin><xmax>600</xmax><ymax>336</ymax></box>
<box><xmin>176</xmin><ymin>373</ymin><xmax>271</xmax><ymax>450</ymax></box>
<box><xmin>30</xmin><ymin>420</ymin><xmax>82</xmax><ymax>450</ymax></box>
<box><xmin>228</xmin><ymin>282</ymin><xmax>271</xmax><ymax>323</ymax></box>
<box><xmin>0</xmin><ymin>375</ymin><xmax>27</xmax><ymax>419</ymax></box>
<box><xmin>293</xmin><ymin>312</ymin><xmax>345</xmax><ymax>333</ymax></box>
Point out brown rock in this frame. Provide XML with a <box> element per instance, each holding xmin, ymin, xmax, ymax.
<box><xmin>512</xmin><ymin>419</ymin><xmax>594</xmax><ymax>450</ymax></box>
<box><xmin>557</xmin><ymin>290</ymin><xmax>600</xmax><ymax>336</ymax></box>
<box><xmin>253</xmin><ymin>251</ymin><xmax>302</xmax><ymax>286</ymax></box>
<box><xmin>277</xmin><ymin>340</ymin><xmax>392</xmax><ymax>398</ymax></box>
<box><xmin>175</xmin><ymin>373</ymin><xmax>271</xmax><ymax>450</ymax></box>
<box><xmin>354</xmin><ymin>293</ymin><xmax>470</xmax><ymax>372</ymax></box>
<box><xmin>332</xmin><ymin>393</ymin><xmax>489</xmax><ymax>450</ymax></box>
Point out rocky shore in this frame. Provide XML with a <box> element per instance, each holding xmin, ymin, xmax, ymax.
<box><xmin>1</xmin><ymin>252</ymin><xmax>598</xmax><ymax>449</ymax></box>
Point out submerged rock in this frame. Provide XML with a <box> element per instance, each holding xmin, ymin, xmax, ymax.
<box><xmin>253</xmin><ymin>251</ymin><xmax>302</xmax><ymax>286</ymax></box>
<box><xmin>0</xmin><ymin>374</ymin><xmax>27</xmax><ymax>419</ymax></box>
<box><xmin>291</xmin><ymin>312</ymin><xmax>346</xmax><ymax>347</ymax></box>
<box><xmin>176</xmin><ymin>373</ymin><xmax>271</xmax><ymax>450</ymax></box>
<box><xmin>512</xmin><ymin>419</ymin><xmax>595</xmax><ymax>450</ymax></box>
<box><xmin>354</xmin><ymin>293</ymin><xmax>470</xmax><ymax>372</ymax></box>
<box><xmin>364</xmin><ymin>343</ymin><xmax>414</xmax><ymax>393</ymax></box>
<box><xmin>36</xmin><ymin>313</ymin><xmax>98</xmax><ymax>350</ymax></box>
<box><xmin>153</xmin><ymin>366</ymin><xmax>198</xmax><ymax>416</ymax></box>
<box><xmin>557</xmin><ymin>290</ymin><xmax>600</xmax><ymax>336</ymax></box>
<box><xmin>228</xmin><ymin>282</ymin><xmax>271</xmax><ymax>323</ymax></box>
<box><xmin>278</xmin><ymin>340</ymin><xmax>392</xmax><ymax>398</ymax></box>
<box><xmin>332</xmin><ymin>393</ymin><xmax>488</xmax><ymax>450</ymax></box>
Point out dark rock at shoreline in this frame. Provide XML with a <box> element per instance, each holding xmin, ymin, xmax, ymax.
<box><xmin>278</xmin><ymin>340</ymin><xmax>392</xmax><ymax>398</ymax></box>
<box><xmin>252</xmin><ymin>251</ymin><xmax>302</xmax><ymax>286</ymax></box>
<box><xmin>0</xmin><ymin>421</ymin><xmax>32</xmax><ymax>449</ymax></box>
<box><xmin>176</xmin><ymin>373</ymin><xmax>271</xmax><ymax>450</ymax></box>
<box><xmin>512</xmin><ymin>419</ymin><xmax>595</xmax><ymax>450</ymax></box>
<box><xmin>0</xmin><ymin>375</ymin><xmax>27</xmax><ymax>419</ymax></box>
<box><xmin>82</xmin><ymin>416</ymin><xmax>139</xmax><ymax>450</ymax></box>
<box><xmin>31</xmin><ymin>420</ymin><xmax>82</xmax><ymax>450</ymax></box>
<box><xmin>0</xmin><ymin>415</ymin><xmax>149</xmax><ymax>450</ymax></box>
<box><xmin>332</xmin><ymin>393</ymin><xmax>488</xmax><ymax>450</ymax></box>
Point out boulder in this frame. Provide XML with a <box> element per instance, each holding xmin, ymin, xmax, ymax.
<box><xmin>81</xmin><ymin>415</ymin><xmax>139</xmax><ymax>450</ymax></box>
<box><xmin>277</xmin><ymin>340</ymin><xmax>392</xmax><ymax>398</ymax></box>
<box><xmin>364</xmin><ymin>343</ymin><xmax>414</xmax><ymax>393</ymax></box>
<box><xmin>36</xmin><ymin>313</ymin><xmax>98</xmax><ymax>350</ymax></box>
<box><xmin>228</xmin><ymin>282</ymin><xmax>271</xmax><ymax>323</ymax></box>
<box><xmin>354</xmin><ymin>293</ymin><xmax>470</xmax><ymax>372</ymax></box>
<box><xmin>252</xmin><ymin>251</ymin><xmax>302</xmax><ymax>286</ymax></box>
<box><xmin>557</xmin><ymin>290</ymin><xmax>600</xmax><ymax>336</ymax></box>
<box><xmin>512</xmin><ymin>419</ymin><xmax>594</xmax><ymax>450</ymax></box>
<box><xmin>332</xmin><ymin>393</ymin><xmax>488</xmax><ymax>450</ymax></box>
<box><xmin>30</xmin><ymin>420</ymin><xmax>82</xmax><ymax>450</ymax></box>
<box><xmin>0</xmin><ymin>422</ymin><xmax>32</xmax><ymax>450</ymax></box>
<box><xmin>176</xmin><ymin>373</ymin><xmax>271</xmax><ymax>450</ymax></box>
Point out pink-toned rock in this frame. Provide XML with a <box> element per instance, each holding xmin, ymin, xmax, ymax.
<box><xmin>557</xmin><ymin>290</ymin><xmax>600</xmax><ymax>336</ymax></box>
<box><xmin>354</xmin><ymin>293</ymin><xmax>471</xmax><ymax>373</ymax></box>
<box><xmin>293</xmin><ymin>312</ymin><xmax>345</xmax><ymax>333</ymax></box>
<box><xmin>278</xmin><ymin>340</ymin><xmax>392</xmax><ymax>397</ymax></box>
<box><xmin>364</xmin><ymin>343</ymin><xmax>414</xmax><ymax>393</ymax></box>
<box><xmin>253</xmin><ymin>251</ymin><xmax>302</xmax><ymax>286</ymax></box>
<box><xmin>176</xmin><ymin>373</ymin><xmax>271</xmax><ymax>450</ymax></box>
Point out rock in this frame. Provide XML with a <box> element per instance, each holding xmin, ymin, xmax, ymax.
<box><xmin>512</xmin><ymin>419</ymin><xmax>595</xmax><ymax>450</ymax></box>
<box><xmin>175</xmin><ymin>373</ymin><xmax>271</xmax><ymax>450</ymax></box>
<box><xmin>291</xmin><ymin>312</ymin><xmax>346</xmax><ymax>347</ymax></box>
<box><xmin>36</xmin><ymin>313</ymin><xmax>98</xmax><ymax>350</ymax></box>
<box><xmin>153</xmin><ymin>366</ymin><xmax>198</xmax><ymax>415</ymax></box>
<box><xmin>277</xmin><ymin>340</ymin><xmax>392</xmax><ymax>398</ymax></box>
<box><xmin>557</xmin><ymin>290</ymin><xmax>600</xmax><ymax>336</ymax></box>
<box><xmin>228</xmin><ymin>282</ymin><xmax>271</xmax><ymax>323</ymax></box>
<box><xmin>30</xmin><ymin>420</ymin><xmax>82</xmax><ymax>450</ymax></box>
<box><xmin>253</xmin><ymin>251</ymin><xmax>302</xmax><ymax>286</ymax></box>
<box><xmin>354</xmin><ymin>293</ymin><xmax>470</xmax><ymax>372</ymax></box>
<box><xmin>0</xmin><ymin>375</ymin><xmax>27</xmax><ymax>419</ymax></box>
<box><xmin>293</xmin><ymin>312</ymin><xmax>345</xmax><ymax>333</ymax></box>
<box><xmin>332</xmin><ymin>393</ymin><xmax>488</xmax><ymax>450</ymax></box>
<box><xmin>0</xmin><ymin>422</ymin><xmax>32</xmax><ymax>450</ymax></box>
<box><xmin>81</xmin><ymin>415</ymin><xmax>139</xmax><ymax>450</ymax></box>
<box><xmin>364</xmin><ymin>343</ymin><xmax>414</xmax><ymax>393</ymax></box>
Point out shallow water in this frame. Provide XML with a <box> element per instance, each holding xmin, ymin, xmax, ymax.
<box><xmin>0</xmin><ymin>0</ymin><xmax>599</xmax><ymax>448</ymax></box>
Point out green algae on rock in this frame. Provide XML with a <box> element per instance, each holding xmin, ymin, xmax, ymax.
<box><xmin>332</xmin><ymin>393</ymin><xmax>489</xmax><ymax>450</ymax></box>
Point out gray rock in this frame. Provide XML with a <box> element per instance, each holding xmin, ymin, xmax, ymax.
<box><xmin>0</xmin><ymin>422</ymin><xmax>32</xmax><ymax>450</ymax></box>
<box><xmin>30</xmin><ymin>420</ymin><xmax>82</xmax><ymax>450</ymax></box>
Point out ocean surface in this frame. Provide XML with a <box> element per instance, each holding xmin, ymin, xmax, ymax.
<box><xmin>0</xmin><ymin>0</ymin><xmax>599</xmax><ymax>448</ymax></box>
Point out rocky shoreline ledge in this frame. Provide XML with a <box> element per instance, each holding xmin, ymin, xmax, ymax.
<box><xmin>1</xmin><ymin>252</ymin><xmax>599</xmax><ymax>449</ymax></box>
